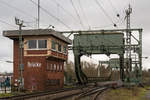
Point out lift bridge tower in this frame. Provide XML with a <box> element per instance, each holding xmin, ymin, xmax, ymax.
<box><xmin>61</xmin><ymin>5</ymin><xmax>143</xmax><ymax>85</ymax></box>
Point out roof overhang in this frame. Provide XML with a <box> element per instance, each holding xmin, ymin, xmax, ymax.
<box><xmin>3</xmin><ymin>29</ymin><xmax>72</xmax><ymax>44</ymax></box>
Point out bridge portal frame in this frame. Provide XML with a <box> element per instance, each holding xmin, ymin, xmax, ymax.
<box><xmin>61</xmin><ymin>28</ymin><xmax>142</xmax><ymax>84</ymax></box>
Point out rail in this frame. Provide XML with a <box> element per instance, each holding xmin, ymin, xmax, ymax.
<box><xmin>0</xmin><ymin>81</ymin><xmax>121</xmax><ymax>100</ymax></box>
<box><xmin>87</xmin><ymin>77</ymin><xmax>110</xmax><ymax>83</ymax></box>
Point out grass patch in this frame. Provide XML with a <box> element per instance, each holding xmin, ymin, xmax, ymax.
<box><xmin>101</xmin><ymin>87</ymin><xmax>147</xmax><ymax>100</ymax></box>
<box><xmin>0</xmin><ymin>93</ymin><xmax>14</xmax><ymax>97</ymax></box>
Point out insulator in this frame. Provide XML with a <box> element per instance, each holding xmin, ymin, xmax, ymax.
<box><xmin>52</xmin><ymin>26</ymin><xmax>55</xmax><ymax>28</ymax></box>
<box><xmin>117</xmin><ymin>14</ymin><xmax>120</xmax><ymax>17</ymax></box>
<box><xmin>114</xmin><ymin>24</ymin><xmax>117</xmax><ymax>27</ymax></box>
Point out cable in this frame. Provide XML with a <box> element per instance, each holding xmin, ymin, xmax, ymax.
<box><xmin>23</xmin><ymin>20</ymin><xmax>37</xmax><ymax>28</ymax></box>
<box><xmin>0</xmin><ymin>0</ymin><xmax>37</xmax><ymax>20</ymax></box>
<box><xmin>77</xmin><ymin>0</ymin><xmax>91</xmax><ymax>29</ymax></box>
<box><xmin>94</xmin><ymin>0</ymin><xmax>117</xmax><ymax>27</ymax></box>
<box><xmin>0</xmin><ymin>19</ymin><xmax>17</xmax><ymax>28</ymax></box>
<box><xmin>92</xmin><ymin>23</ymin><xmax>116</xmax><ymax>29</ymax></box>
<box><xmin>70</xmin><ymin>0</ymin><xmax>85</xmax><ymax>29</ymax></box>
<box><xmin>107</xmin><ymin>0</ymin><xmax>119</xmax><ymax>17</ymax></box>
<box><xmin>51</xmin><ymin>0</ymin><xmax>80</xmax><ymax>25</ymax></box>
<box><xmin>24</xmin><ymin>23</ymin><xmax>35</xmax><ymax>29</ymax></box>
<box><xmin>29</xmin><ymin>0</ymin><xmax>72</xmax><ymax>30</ymax></box>
<box><xmin>107</xmin><ymin>0</ymin><xmax>128</xmax><ymax>29</ymax></box>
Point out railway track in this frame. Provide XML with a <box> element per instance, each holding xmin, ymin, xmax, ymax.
<box><xmin>91</xmin><ymin>88</ymin><xmax>108</xmax><ymax>100</ymax></box>
<box><xmin>0</xmin><ymin>81</ymin><xmax>121</xmax><ymax>100</ymax></box>
<box><xmin>73</xmin><ymin>87</ymin><xmax>108</xmax><ymax>100</ymax></box>
<box><xmin>0</xmin><ymin>86</ymin><xmax>107</xmax><ymax>100</ymax></box>
<box><xmin>0</xmin><ymin>86</ymin><xmax>87</xmax><ymax>100</ymax></box>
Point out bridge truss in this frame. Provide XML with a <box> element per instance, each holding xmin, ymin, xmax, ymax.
<box><xmin>61</xmin><ymin>28</ymin><xmax>142</xmax><ymax>84</ymax></box>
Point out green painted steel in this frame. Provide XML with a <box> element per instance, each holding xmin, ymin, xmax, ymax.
<box><xmin>73</xmin><ymin>33</ymin><xmax>124</xmax><ymax>55</ymax></box>
<box><xmin>73</xmin><ymin>32</ymin><xmax>125</xmax><ymax>84</ymax></box>
<box><xmin>110</xmin><ymin>58</ymin><xmax>120</xmax><ymax>68</ymax></box>
<box><xmin>62</xmin><ymin>28</ymin><xmax>142</xmax><ymax>85</ymax></box>
<box><xmin>109</xmin><ymin>58</ymin><xmax>129</xmax><ymax>68</ymax></box>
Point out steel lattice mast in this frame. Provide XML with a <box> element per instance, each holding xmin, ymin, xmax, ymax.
<box><xmin>125</xmin><ymin>5</ymin><xmax>132</xmax><ymax>78</ymax></box>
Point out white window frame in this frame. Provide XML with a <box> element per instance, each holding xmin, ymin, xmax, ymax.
<box><xmin>27</xmin><ymin>39</ymin><xmax>47</xmax><ymax>50</ymax></box>
<box><xmin>28</xmin><ymin>40</ymin><xmax>37</xmax><ymax>49</ymax></box>
<box><xmin>54</xmin><ymin>64</ymin><xmax>56</xmax><ymax>71</ymax></box>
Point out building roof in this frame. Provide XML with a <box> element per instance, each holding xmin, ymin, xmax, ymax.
<box><xmin>3</xmin><ymin>29</ymin><xmax>72</xmax><ymax>44</ymax></box>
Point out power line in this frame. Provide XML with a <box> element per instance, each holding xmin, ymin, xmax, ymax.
<box><xmin>29</xmin><ymin>0</ymin><xmax>72</xmax><ymax>30</ymax></box>
<box><xmin>24</xmin><ymin>22</ymin><xmax>35</xmax><ymax>29</ymax></box>
<box><xmin>92</xmin><ymin>23</ymin><xmax>116</xmax><ymax>29</ymax></box>
<box><xmin>0</xmin><ymin>19</ymin><xmax>17</xmax><ymax>28</ymax></box>
<box><xmin>77</xmin><ymin>0</ymin><xmax>91</xmax><ymax>29</ymax></box>
<box><xmin>107</xmin><ymin>0</ymin><xmax>126</xmax><ymax>29</ymax></box>
<box><xmin>0</xmin><ymin>18</ymin><xmax>35</xmax><ymax>30</ymax></box>
<box><xmin>37</xmin><ymin>0</ymin><xmax>40</xmax><ymax>28</ymax></box>
<box><xmin>70</xmin><ymin>0</ymin><xmax>85</xmax><ymax>29</ymax></box>
<box><xmin>51</xmin><ymin>0</ymin><xmax>80</xmax><ymax>25</ymax></box>
<box><xmin>107</xmin><ymin>0</ymin><xmax>119</xmax><ymax>16</ymax></box>
<box><xmin>94</xmin><ymin>0</ymin><xmax>117</xmax><ymax>27</ymax></box>
<box><xmin>0</xmin><ymin>0</ymin><xmax>37</xmax><ymax>20</ymax></box>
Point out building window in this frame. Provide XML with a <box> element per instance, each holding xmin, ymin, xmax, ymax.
<box><xmin>46</xmin><ymin>63</ymin><xmax>49</xmax><ymax>71</ymax></box>
<box><xmin>50</xmin><ymin>64</ymin><xmax>53</xmax><ymax>72</ymax></box>
<box><xmin>28</xmin><ymin>40</ymin><xmax>47</xmax><ymax>49</ymax></box>
<box><xmin>38</xmin><ymin>40</ymin><xmax>47</xmax><ymax>49</ymax></box>
<box><xmin>51</xmin><ymin>40</ymin><xmax>56</xmax><ymax>50</ymax></box>
<box><xmin>57</xmin><ymin>64</ymin><xmax>59</xmax><ymax>72</ymax></box>
<box><xmin>28</xmin><ymin>40</ymin><xmax>37</xmax><ymax>49</ymax></box>
<box><xmin>58</xmin><ymin>44</ymin><xmax>62</xmax><ymax>52</ymax></box>
<box><xmin>56</xmin><ymin>79</ymin><xmax>60</xmax><ymax>85</ymax></box>
<box><xmin>54</xmin><ymin>64</ymin><xmax>56</xmax><ymax>71</ymax></box>
<box><xmin>60</xmin><ymin>65</ymin><xmax>63</xmax><ymax>71</ymax></box>
<box><xmin>57</xmin><ymin>64</ymin><xmax>60</xmax><ymax>72</ymax></box>
<box><xmin>64</xmin><ymin>46</ymin><xmax>67</xmax><ymax>54</ymax></box>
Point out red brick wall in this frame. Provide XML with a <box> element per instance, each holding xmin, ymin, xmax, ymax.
<box><xmin>46</xmin><ymin>59</ymin><xmax>64</xmax><ymax>89</ymax></box>
<box><xmin>13</xmin><ymin>40</ymin><xmax>24</xmax><ymax>86</ymax></box>
<box><xmin>51</xmin><ymin>50</ymin><xmax>67</xmax><ymax>60</ymax></box>
<box><xmin>23</xmin><ymin>56</ymin><xmax>64</xmax><ymax>91</ymax></box>
<box><xmin>27</xmin><ymin>50</ymin><xmax>47</xmax><ymax>55</ymax></box>
<box><xmin>24</xmin><ymin>56</ymin><xmax>47</xmax><ymax>91</ymax></box>
<box><xmin>13</xmin><ymin>39</ymin><xmax>65</xmax><ymax>91</ymax></box>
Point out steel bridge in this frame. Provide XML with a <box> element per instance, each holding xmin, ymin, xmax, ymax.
<box><xmin>61</xmin><ymin>28</ymin><xmax>142</xmax><ymax>84</ymax></box>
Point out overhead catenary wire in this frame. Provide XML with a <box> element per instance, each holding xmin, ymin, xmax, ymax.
<box><xmin>107</xmin><ymin>0</ymin><xmax>128</xmax><ymax>29</ymax></box>
<box><xmin>0</xmin><ymin>0</ymin><xmax>37</xmax><ymax>20</ymax></box>
<box><xmin>116</xmin><ymin>2</ymin><xmax>132</xmax><ymax>29</ymax></box>
<box><xmin>24</xmin><ymin>22</ymin><xmax>36</xmax><ymax>29</ymax></box>
<box><xmin>0</xmin><ymin>18</ymin><xmax>36</xmax><ymax>30</ymax></box>
<box><xmin>92</xmin><ymin>18</ymin><xmax>126</xmax><ymax>29</ymax></box>
<box><xmin>29</xmin><ymin>0</ymin><xmax>72</xmax><ymax>30</ymax></box>
<box><xmin>77</xmin><ymin>0</ymin><xmax>91</xmax><ymax>29</ymax></box>
<box><xmin>94</xmin><ymin>0</ymin><xmax>117</xmax><ymax>27</ymax></box>
<box><xmin>107</xmin><ymin>0</ymin><xmax>120</xmax><ymax>17</ymax></box>
<box><xmin>0</xmin><ymin>19</ymin><xmax>17</xmax><ymax>28</ymax></box>
<box><xmin>51</xmin><ymin>0</ymin><xmax>81</xmax><ymax>25</ymax></box>
<box><xmin>70</xmin><ymin>0</ymin><xmax>85</xmax><ymax>29</ymax></box>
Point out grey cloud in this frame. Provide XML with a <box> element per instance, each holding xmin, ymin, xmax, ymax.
<box><xmin>0</xmin><ymin>0</ymin><xmax>150</xmax><ymax>71</ymax></box>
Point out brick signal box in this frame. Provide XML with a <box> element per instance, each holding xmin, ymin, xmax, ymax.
<box><xmin>3</xmin><ymin>29</ymin><xmax>71</xmax><ymax>91</ymax></box>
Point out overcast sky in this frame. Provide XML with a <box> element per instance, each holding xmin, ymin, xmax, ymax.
<box><xmin>0</xmin><ymin>0</ymin><xmax>150</xmax><ymax>72</ymax></box>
